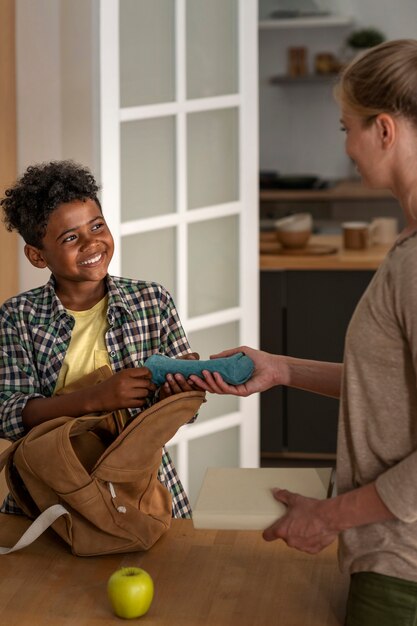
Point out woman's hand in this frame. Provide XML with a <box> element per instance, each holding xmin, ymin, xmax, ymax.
<box><xmin>262</xmin><ymin>481</ymin><xmax>396</xmax><ymax>554</ymax></box>
<box><xmin>189</xmin><ymin>346</ymin><xmax>285</xmax><ymax>396</ymax></box>
<box><xmin>159</xmin><ymin>352</ymin><xmax>200</xmax><ymax>399</ymax></box>
<box><xmin>262</xmin><ymin>490</ymin><xmax>338</xmax><ymax>554</ymax></box>
<box><xmin>189</xmin><ymin>347</ymin><xmax>342</xmax><ymax>400</ymax></box>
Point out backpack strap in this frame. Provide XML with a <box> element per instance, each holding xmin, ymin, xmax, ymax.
<box><xmin>0</xmin><ymin>436</ymin><xmax>41</xmax><ymax>518</ymax></box>
<box><xmin>0</xmin><ymin>503</ymin><xmax>68</xmax><ymax>554</ymax></box>
<box><xmin>0</xmin><ymin>442</ymin><xmax>70</xmax><ymax>554</ymax></box>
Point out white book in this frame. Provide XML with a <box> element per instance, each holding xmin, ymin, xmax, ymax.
<box><xmin>192</xmin><ymin>467</ymin><xmax>334</xmax><ymax>531</ymax></box>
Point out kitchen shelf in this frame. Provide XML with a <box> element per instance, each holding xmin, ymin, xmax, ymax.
<box><xmin>270</xmin><ymin>74</ymin><xmax>338</xmax><ymax>85</ymax></box>
<box><xmin>259</xmin><ymin>15</ymin><xmax>353</xmax><ymax>29</ymax></box>
<box><xmin>260</xmin><ymin>179</ymin><xmax>395</xmax><ymax>202</ymax></box>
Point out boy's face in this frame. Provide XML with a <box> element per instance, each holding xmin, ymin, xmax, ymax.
<box><xmin>25</xmin><ymin>198</ymin><xmax>114</xmax><ymax>287</ymax></box>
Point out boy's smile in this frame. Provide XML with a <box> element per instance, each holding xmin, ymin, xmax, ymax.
<box><xmin>78</xmin><ymin>252</ymin><xmax>104</xmax><ymax>266</ymax></box>
<box><xmin>24</xmin><ymin>198</ymin><xmax>114</xmax><ymax>309</ymax></box>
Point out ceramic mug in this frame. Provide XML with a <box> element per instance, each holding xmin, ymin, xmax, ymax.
<box><xmin>343</xmin><ymin>218</ymin><xmax>399</xmax><ymax>250</ymax></box>
<box><xmin>342</xmin><ymin>222</ymin><xmax>371</xmax><ymax>250</ymax></box>
<box><xmin>370</xmin><ymin>217</ymin><xmax>398</xmax><ymax>245</ymax></box>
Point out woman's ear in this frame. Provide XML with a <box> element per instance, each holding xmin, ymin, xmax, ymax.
<box><xmin>24</xmin><ymin>244</ymin><xmax>48</xmax><ymax>269</ymax></box>
<box><xmin>374</xmin><ymin>113</ymin><xmax>396</xmax><ymax>148</ymax></box>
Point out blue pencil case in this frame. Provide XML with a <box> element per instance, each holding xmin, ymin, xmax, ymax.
<box><xmin>144</xmin><ymin>352</ymin><xmax>254</xmax><ymax>386</ymax></box>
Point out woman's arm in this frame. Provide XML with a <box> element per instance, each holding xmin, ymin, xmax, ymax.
<box><xmin>189</xmin><ymin>346</ymin><xmax>343</xmax><ymax>399</ymax></box>
<box><xmin>282</xmin><ymin>355</ymin><xmax>342</xmax><ymax>398</ymax></box>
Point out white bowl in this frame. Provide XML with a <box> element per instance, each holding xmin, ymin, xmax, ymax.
<box><xmin>274</xmin><ymin>213</ymin><xmax>313</xmax><ymax>249</ymax></box>
<box><xmin>274</xmin><ymin>213</ymin><xmax>313</xmax><ymax>233</ymax></box>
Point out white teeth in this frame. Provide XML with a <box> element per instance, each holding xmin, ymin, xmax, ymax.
<box><xmin>80</xmin><ymin>253</ymin><xmax>102</xmax><ymax>266</ymax></box>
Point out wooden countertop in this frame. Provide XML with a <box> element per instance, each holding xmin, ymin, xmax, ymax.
<box><xmin>260</xmin><ymin>232</ymin><xmax>392</xmax><ymax>270</ymax></box>
<box><xmin>0</xmin><ymin>514</ymin><xmax>349</xmax><ymax>625</ymax></box>
<box><xmin>260</xmin><ymin>179</ymin><xmax>395</xmax><ymax>203</ymax></box>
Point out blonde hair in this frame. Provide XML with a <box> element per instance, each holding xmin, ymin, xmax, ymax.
<box><xmin>335</xmin><ymin>39</ymin><xmax>417</xmax><ymax>126</ymax></box>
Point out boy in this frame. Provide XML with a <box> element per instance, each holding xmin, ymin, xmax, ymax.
<box><xmin>0</xmin><ymin>160</ymin><xmax>197</xmax><ymax>518</ymax></box>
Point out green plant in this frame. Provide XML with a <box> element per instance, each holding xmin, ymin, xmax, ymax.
<box><xmin>347</xmin><ymin>28</ymin><xmax>386</xmax><ymax>49</ymax></box>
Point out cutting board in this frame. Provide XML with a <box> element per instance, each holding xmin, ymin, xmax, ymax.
<box><xmin>193</xmin><ymin>467</ymin><xmax>334</xmax><ymax>531</ymax></box>
<box><xmin>260</xmin><ymin>239</ymin><xmax>337</xmax><ymax>256</ymax></box>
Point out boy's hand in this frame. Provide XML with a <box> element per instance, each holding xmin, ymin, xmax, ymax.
<box><xmin>94</xmin><ymin>367</ymin><xmax>157</xmax><ymax>411</ymax></box>
<box><xmin>159</xmin><ymin>352</ymin><xmax>199</xmax><ymax>399</ymax></box>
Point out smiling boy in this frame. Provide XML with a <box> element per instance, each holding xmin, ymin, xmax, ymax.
<box><xmin>0</xmin><ymin>160</ymin><xmax>196</xmax><ymax>517</ymax></box>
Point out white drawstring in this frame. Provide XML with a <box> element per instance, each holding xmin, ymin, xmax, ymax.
<box><xmin>108</xmin><ymin>482</ymin><xmax>127</xmax><ymax>514</ymax></box>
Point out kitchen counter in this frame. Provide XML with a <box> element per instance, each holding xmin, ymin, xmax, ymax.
<box><xmin>260</xmin><ymin>232</ymin><xmax>392</xmax><ymax>271</ymax></box>
<box><xmin>0</xmin><ymin>514</ymin><xmax>349</xmax><ymax>625</ymax></box>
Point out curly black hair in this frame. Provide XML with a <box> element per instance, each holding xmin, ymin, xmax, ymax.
<box><xmin>0</xmin><ymin>160</ymin><xmax>102</xmax><ymax>248</ymax></box>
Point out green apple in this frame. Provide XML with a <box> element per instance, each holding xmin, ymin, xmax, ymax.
<box><xmin>107</xmin><ymin>567</ymin><xmax>154</xmax><ymax>619</ymax></box>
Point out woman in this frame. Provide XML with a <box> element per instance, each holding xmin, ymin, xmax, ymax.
<box><xmin>187</xmin><ymin>40</ymin><xmax>417</xmax><ymax>625</ymax></box>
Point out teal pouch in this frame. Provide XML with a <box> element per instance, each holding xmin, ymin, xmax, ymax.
<box><xmin>144</xmin><ymin>352</ymin><xmax>254</xmax><ymax>386</ymax></box>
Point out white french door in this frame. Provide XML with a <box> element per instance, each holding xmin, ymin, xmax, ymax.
<box><xmin>100</xmin><ymin>0</ymin><xmax>259</xmax><ymax>506</ymax></box>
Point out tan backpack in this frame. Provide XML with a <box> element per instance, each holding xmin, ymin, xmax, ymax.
<box><xmin>0</xmin><ymin>366</ymin><xmax>205</xmax><ymax>556</ymax></box>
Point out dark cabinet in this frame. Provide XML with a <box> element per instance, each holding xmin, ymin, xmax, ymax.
<box><xmin>260</xmin><ymin>270</ymin><xmax>374</xmax><ymax>457</ymax></box>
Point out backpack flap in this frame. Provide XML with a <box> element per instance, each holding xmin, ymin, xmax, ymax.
<box><xmin>95</xmin><ymin>390</ymin><xmax>206</xmax><ymax>482</ymax></box>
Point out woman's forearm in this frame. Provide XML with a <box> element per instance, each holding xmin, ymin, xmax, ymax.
<box><xmin>325</xmin><ymin>482</ymin><xmax>395</xmax><ymax>531</ymax></box>
<box><xmin>279</xmin><ymin>356</ymin><xmax>343</xmax><ymax>399</ymax></box>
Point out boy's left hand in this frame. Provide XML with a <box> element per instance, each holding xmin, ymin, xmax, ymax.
<box><xmin>159</xmin><ymin>352</ymin><xmax>199</xmax><ymax>399</ymax></box>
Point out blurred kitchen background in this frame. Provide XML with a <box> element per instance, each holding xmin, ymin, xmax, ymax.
<box><xmin>258</xmin><ymin>0</ymin><xmax>416</xmax><ymax>233</ymax></box>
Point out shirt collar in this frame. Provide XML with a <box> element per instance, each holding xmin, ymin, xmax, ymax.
<box><xmin>105</xmin><ymin>274</ymin><xmax>135</xmax><ymax>321</ymax></box>
<box><xmin>40</xmin><ymin>275</ymin><xmax>69</xmax><ymax>324</ymax></box>
<box><xmin>35</xmin><ymin>274</ymin><xmax>134</xmax><ymax>326</ymax></box>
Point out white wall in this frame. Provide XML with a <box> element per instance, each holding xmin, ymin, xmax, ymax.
<box><xmin>349</xmin><ymin>0</ymin><xmax>417</xmax><ymax>40</ymax></box>
<box><xmin>259</xmin><ymin>0</ymin><xmax>417</xmax><ymax>178</ymax></box>
<box><xmin>16</xmin><ymin>0</ymin><xmax>98</xmax><ymax>292</ymax></box>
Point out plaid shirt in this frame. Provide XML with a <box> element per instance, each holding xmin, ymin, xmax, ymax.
<box><xmin>0</xmin><ymin>274</ymin><xmax>194</xmax><ymax>518</ymax></box>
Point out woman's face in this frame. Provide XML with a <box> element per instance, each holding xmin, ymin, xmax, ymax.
<box><xmin>340</xmin><ymin>109</ymin><xmax>386</xmax><ymax>188</ymax></box>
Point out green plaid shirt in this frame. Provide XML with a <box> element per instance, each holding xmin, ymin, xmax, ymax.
<box><xmin>0</xmin><ymin>274</ymin><xmax>194</xmax><ymax>517</ymax></box>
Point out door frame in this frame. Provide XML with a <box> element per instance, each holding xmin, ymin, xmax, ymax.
<box><xmin>0</xmin><ymin>0</ymin><xmax>18</xmax><ymax>303</ymax></box>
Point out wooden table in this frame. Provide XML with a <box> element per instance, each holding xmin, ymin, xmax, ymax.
<box><xmin>0</xmin><ymin>514</ymin><xmax>349</xmax><ymax>625</ymax></box>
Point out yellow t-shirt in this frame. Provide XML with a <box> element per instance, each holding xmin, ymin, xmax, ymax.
<box><xmin>54</xmin><ymin>295</ymin><xmax>111</xmax><ymax>393</ymax></box>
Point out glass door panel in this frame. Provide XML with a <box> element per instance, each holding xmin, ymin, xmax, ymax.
<box><xmin>120</xmin><ymin>117</ymin><xmax>176</xmax><ymax>221</ymax></box>
<box><xmin>121</xmin><ymin>228</ymin><xmax>176</xmax><ymax>299</ymax></box>
<box><xmin>187</xmin><ymin>108</ymin><xmax>239</xmax><ymax>210</ymax></box>
<box><xmin>186</xmin><ymin>0</ymin><xmax>239</xmax><ymax>99</ymax></box>
<box><xmin>119</xmin><ymin>0</ymin><xmax>175</xmax><ymax>107</ymax></box>
<box><xmin>188</xmin><ymin>216</ymin><xmax>239</xmax><ymax>317</ymax></box>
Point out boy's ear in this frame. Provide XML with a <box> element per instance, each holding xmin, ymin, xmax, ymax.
<box><xmin>24</xmin><ymin>244</ymin><xmax>48</xmax><ymax>269</ymax></box>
